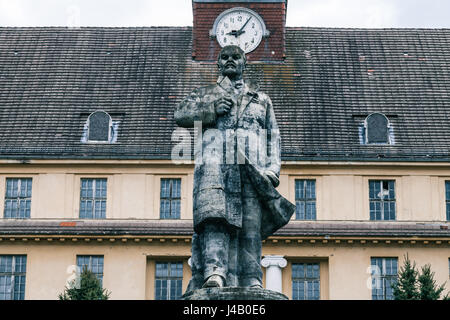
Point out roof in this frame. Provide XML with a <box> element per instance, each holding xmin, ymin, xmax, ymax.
<box><xmin>0</xmin><ymin>219</ymin><xmax>448</xmax><ymax>238</ymax></box>
<box><xmin>0</xmin><ymin>26</ymin><xmax>450</xmax><ymax>161</ymax></box>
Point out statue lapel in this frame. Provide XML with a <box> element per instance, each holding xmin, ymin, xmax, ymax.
<box><xmin>237</xmin><ymin>83</ymin><xmax>259</xmax><ymax>120</ymax></box>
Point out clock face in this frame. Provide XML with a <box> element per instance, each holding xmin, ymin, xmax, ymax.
<box><xmin>214</xmin><ymin>8</ymin><xmax>266</xmax><ymax>54</ymax></box>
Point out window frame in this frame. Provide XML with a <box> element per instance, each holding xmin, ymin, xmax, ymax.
<box><xmin>3</xmin><ymin>178</ymin><xmax>32</xmax><ymax>219</ymax></box>
<box><xmin>154</xmin><ymin>261</ymin><xmax>183</xmax><ymax>300</ymax></box>
<box><xmin>445</xmin><ymin>181</ymin><xmax>450</xmax><ymax>221</ymax></box>
<box><xmin>87</xmin><ymin>111</ymin><xmax>113</xmax><ymax>143</ymax></box>
<box><xmin>370</xmin><ymin>257</ymin><xmax>398</xmax><ymax>300</ymax></box>
<box><xmin>294</xmin><ymin>179</ymin><xmax>317</xmax><ymax>220</ymax></box>
<box><xmin>159</xmin><ymin>178</ymin><xmax>182</xmax><ymax>220</ymax></box>
<box><xmin>79</xmin><ymin>178</ymin><xmax>107</xmax><ymax>219</ymax></box>
<box><xmin>76</xmin><ymin>255</ymin><xmax>105</xmax><ymax>285</ymax></box>
<box><xmin>0</xmin><ymin>255</ymin><xmax>27</xmax><ymax>300</ymax></box>
<box><xmin>369</xmin><ymin>179</ymin><xmax>396</xmax><ymax>221</ymax></box>
<box><xmin>291</xmin><ymin>262</ymin><xmax>321</xmax><ymax>300</ymax></box>
<box><xmin>364</xmin><ymin>113</ymin><xmax>392</xmax><ymax>145</ymax></box>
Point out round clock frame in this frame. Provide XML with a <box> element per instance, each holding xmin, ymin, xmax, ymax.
<box><xmin>210</xmin><ymin>7</ymin><xmax>270</xmax><ymax>54</ymax></box>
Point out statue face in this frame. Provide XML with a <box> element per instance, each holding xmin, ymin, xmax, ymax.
<box><xmin>217</xmin><ymin>45</ymin><xmax>246</xmax><ymax>80</ymax></box>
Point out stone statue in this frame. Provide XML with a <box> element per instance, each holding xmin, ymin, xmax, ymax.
<box><xmin>175</xmin><ymin>45</ymin><xmax>295</xmax><ymax>294</ymax></box>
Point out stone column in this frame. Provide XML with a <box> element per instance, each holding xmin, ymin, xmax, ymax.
<box><xmin>261</xmin><ymin>255</ymin><xmax>287</xmax><ymax>293</ymax></box>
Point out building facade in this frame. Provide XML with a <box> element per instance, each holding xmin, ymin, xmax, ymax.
<box><xmin>1</xmin><ymin>0</ymin><xmax>450</xmax><ymax>300</ymax></box>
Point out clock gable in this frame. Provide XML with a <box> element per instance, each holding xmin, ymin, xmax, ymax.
<box><xmin>192</xmin><ymin>0</ymin><xmax>287</xmax><ymax>62</ymax></box>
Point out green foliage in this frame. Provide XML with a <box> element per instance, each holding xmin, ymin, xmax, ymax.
<box><xmin>393</xmin><ymin>254</ymin><xmax>448</xmax><ymax>300</ymax></box>
<box><xmin>58</xmin><ymin>266</ymin><xmax>110</xmax><ymax>300</ymax></box>
<box><xmin>417</xmin><ymin>264</ymin><xmax>446</xmax><ymax>300</ymax></box>
<box><xmin>392</xmin><ymin>254</ymin><xmax>419</xmax><ymax>300</ymax></box>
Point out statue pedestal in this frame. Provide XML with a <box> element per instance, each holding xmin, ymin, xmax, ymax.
<box><xmin>182</xmin><ymin>287</ymin><xmax>289</xmax><ymax>300</ymax></box>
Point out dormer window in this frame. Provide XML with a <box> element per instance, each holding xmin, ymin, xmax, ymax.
<box><xmin>81</xmin><ymin>111</ymin><xmax>118</xmax><ymax>144</ymax></box>
<box><xmin>364</xmin><ymin>113</ymin><xmax>392</xmax><ymax>145</ymax></box>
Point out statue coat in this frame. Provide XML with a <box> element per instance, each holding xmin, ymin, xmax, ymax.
<box><xmin>175</xmin><ymin>76</ymin><xmax>293</xmax><ymax>240</ymax></box>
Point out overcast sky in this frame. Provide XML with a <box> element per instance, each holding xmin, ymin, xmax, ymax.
<box><xmin>0</xmin><ymin>0</ymin><xmax>449</xmax><ymax>28</ymax></box>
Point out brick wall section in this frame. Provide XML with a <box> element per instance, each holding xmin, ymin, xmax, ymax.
<box><xmin>192</xmin><ymin>2</ymin><xmax>286</xmax><ymax>61</ymax></box>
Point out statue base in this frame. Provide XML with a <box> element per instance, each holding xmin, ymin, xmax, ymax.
<box><xmin>182</xmin><ymin>287</ymin><xmax>289</xmax><ymax>300</ymax></box>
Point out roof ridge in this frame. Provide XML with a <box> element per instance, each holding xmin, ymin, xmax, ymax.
<box><xmin>0</xmin><ymin>26</ymin><xmax>193</xmax><ymax>30</ymax></box>
<box><xmin>286</xmin><ymin>26</ymin><xmax>450</xmax><ymax>31</ymax></box>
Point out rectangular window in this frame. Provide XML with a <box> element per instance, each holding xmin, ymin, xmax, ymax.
<box><xmin>0</xmin><ymin>255</ymin><xmax>27</xmax><ymax>300</ymax></box>
<box><xmin>155</xmin><ymin>262</ymin><xmax>183</xmax><ymax>300</ymax></box>
<box><xmin>160</xmin><ymin>178</ymin><xmax>181</xmax><ymax>219</ymax></box>
<box><xmin>76</xmin><ymin>255</ymin><xmax>104</xmax><ymax>285</ymax></box>
<box><xmin>292</xmin><ymin>263</ymin><xmax>320</xmax><ymax>300</ymax></box>
<box><xmin>80</xmin><ymin>178</ymin><xmax>107</xmax><ymax>219</ymax></box>
<box><xmin>295</xmin><ymin>180</ymin><xmax>316</xmax><ymax>220</ymax></box>
<box><xmin>4</xmin><ymin>178</ymin><xmax>32</xmax><ymax>219</ymax></box>
<box><xmin>369</xmin><ymin>180</ymin><xmax>396</xmax><ymax>220</ymax></box>
<box><xmin>446</xmin><ymin>181</ymin><xmax>450</xmax><ymax>221</ymax></box>
<box><xmin>371</xmin><ymin>257</ymin><xmax>398</xmax><ymax>300</ymax></box>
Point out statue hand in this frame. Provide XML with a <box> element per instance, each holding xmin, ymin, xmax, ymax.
<box><xmin>214</xmin><ymin>97</ymin><xmax>234</xmax><ymax>116</ymax></box>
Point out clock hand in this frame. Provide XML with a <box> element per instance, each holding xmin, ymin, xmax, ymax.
<box><xmin>236</xmin><ymin>17</ymin><xmax>252</xmax><ymax>36</ymax></box>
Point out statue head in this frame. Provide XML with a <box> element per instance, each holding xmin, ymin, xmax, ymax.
<box><xmin>217</xmin><ymin>45</ymin><xmax>247</xmax><ymax>81</ymax></box>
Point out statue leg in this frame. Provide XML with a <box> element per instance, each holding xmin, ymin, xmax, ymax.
<box><xmin>238</xmin><ymin>171</ymin><xmax>263</xmax><ymax>288</ymax></box>
<box><xmin>185</xmin><ymin>232</ymin><xmax>204</xmax><ymax>293</ymax></box>
<box><xmin>200</xmin><ymin>222</ymin><xmax>230</xmax><ymax>286</ymax></box>
<box><xmin>226</xmin><ymin>228</ymin><xmax>239</xmax><ymax>287</ymax></box>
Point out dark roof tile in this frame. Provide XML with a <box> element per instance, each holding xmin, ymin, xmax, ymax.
<box><xmin>0</xmin><ymin>27</ymin><xmax>450</xmax><ymax>160</ymax></box>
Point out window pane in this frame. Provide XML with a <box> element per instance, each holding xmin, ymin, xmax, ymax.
<box><xmin>171</xmin><ymin>200</ymin><xmax>181</xmax><ymax>219</ymax></box>
<box><xmin>387</xmin><ymin>181</ymin><xmax>395</xmax><ymax>199</ymax></box>
<box><xmin>172</xmin><ymin>179</ymin><xmax>181</xmax><ymax>198</ymax></box>
<box><xmin>370</xmin><ymin>181</ymin><xmax>396</xmax><ymax>221</ymax></box>
<box><xmin>155</xmin><ymin>262</ymin><xmax>183</xmax><ymax>300</ymax></box>
<box><xmin>371</xmin><ymin>257</ymin><xmax>398</xmax><ymax>300</ymax></box>
<box><xmin>0</xmin><ymin>256</ymin><xmax>13</xmax><ymax>273</ymax></box>
<box><xmin>160</xmin><ymin>179</ymin><xmax>170</xmax><ymax>198</ymax></box>
<box><xmin>160</xmin><ymin>200</ymin><xmax>170</xmax><ymax>219</ymax></box>
<box><xmin>0</xmin><ymin>275</ymin><xmax>12</xmax><ymax>300</ymax></box>
<box><xmin>295</xmin><ymin>180</ymin><xmax>316</xmax><ymax>221</ymax></box>
<box><xmin>76</xmin><ymin>255</ymin><xmax>104</xmax><ymax>285</ymax></box>
<box><xmin>295</xmin><ymin>180</ymin><xmax>305</xmax><ymax>200</ymax></box>
<box><xmin>306</xmin><ymin>202</ymin><xmax>316</xmax><ymax>220</ymax></box>
<box><xmin>160</xmin><ymin>179</ymin><xmax>181</xmax><ymax>220</ymax></box>
<box><xmin>80</xmin><ymin>179</ymin><xmax>106</xmax><ymax>219</ymax></box>
<box><xmin>292</xmin><ymin>263</ymin><xmax>320</xmax><ymax>300</ymax></box>
<box><xmin>296</xmin><ymin>201</ymin><xmax>305</xmax><ymax>220</ymax></box>
<box><xmin>0</xmin><ymin>256</ymin><xmax>27</xmax><ymax>300</ymax></box>
<box><xmin>446</xmin><ymin>181</ymin><xmax>450</xmax><ymax>221</ymax></box>
<box><xmin>446</xmin><ymin>181</ymin><xmax>450</xmax><ymax>200</ymax></box>
<box><xmin>369</xmin><ymin>181</ymin><xmax>380</xmax><ymax>200</ymax></box>
<box><xmin>4</xmin><ymin>179</ymin><xmax>32</xmax><ymax>219</ymax></box>
<box><xmin>292</xmin><ymin>280</ymin><xmax>304</xmax><ymax>300</ymax></box>
<box><xmin>156</xmin><ymin>263</ymin><xmax>168</xmax><ymax>277</ymax></box>
<box><xmin>305</xmin><ymin>180</ymin><xmax>316</xmax><ymax>199</ymax></box>
<box><xmin>6</xmin><ymin>179</ymin><xmax>18</xmax><ymax>198</ymax></box>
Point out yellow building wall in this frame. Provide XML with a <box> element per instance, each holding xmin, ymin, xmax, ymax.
<box><xmin>0</xmin><ymin>161</ymin><xmax>450</xmax><ymax>221</ymax></box>
<box><xmin>1</xmin><ymin>241</ymin><xmax>449</xmax><ymax>300</ymax></box>
<box><xmin>1</xmin><ymin>160</ymin><xmax>450</xmax><ymax>300</ymax></box>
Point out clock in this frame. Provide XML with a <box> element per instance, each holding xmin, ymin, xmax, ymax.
<box><xmin>210</xmin><ymin>7</ymin><xmax>270</xmax><ymax>54</ymax></box>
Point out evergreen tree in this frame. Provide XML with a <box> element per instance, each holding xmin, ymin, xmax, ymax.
<box><xmin>417</xmin><ymin>264</ymin><xmax>446</xmax><ymax>300</ymax></box>
<box><xmin>392</xmin><ymin>254</ymin><xmax>419</xmax><ymax>300</ymax></box>
<box><xmin>59</xmin><ymin>266</ymin><xmax>110</xmax><ymax>300</ymax></box>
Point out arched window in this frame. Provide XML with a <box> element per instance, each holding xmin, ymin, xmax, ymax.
<box><xmin>87</xmin><ymin>111</ymin><xmax>112</xmax><ymax>142</ymax></box>
<box><xmin>365</xmin><ymin>113</ymin><xmax>391</xmax><ymax>144</ymax></box>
